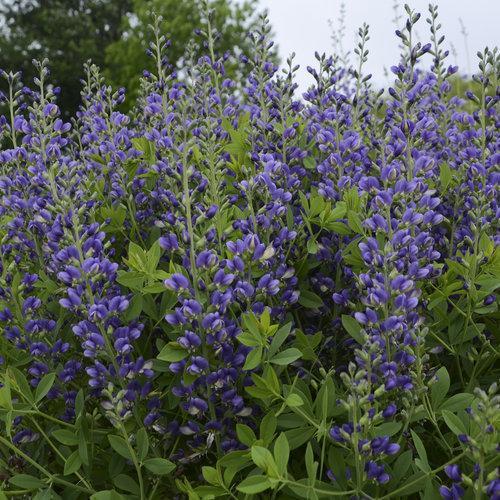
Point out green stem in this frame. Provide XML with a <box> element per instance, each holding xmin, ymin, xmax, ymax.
<box><xmin>0</xmin><ymin>436</ymin><xmax>95</xmax><ymax>495</ymax></box>
<box><xmin>351</xmin><ymin>396</ymin><xmax>364</xmax><ymax>493</ymax></box>
<box><xmin>181</xmin><ymin>127</ymin><xmax>221</xmax><ymax>454</ymax></box>
<box><xmin>3</xmin><ymin>490</ymin><xmax>31</xmax><ymax>497</ymax></box>
<box><xmin>119</xmin><ymin>423</ymin><xmax>145</xmax><ymax>500</ymax></box>
<box><xmin>423</xmin><ymin>393</ymin><xmax>453</xmax><ymax>454</ymax></box>
<box><xmin>474</xmin><ymin>450</ymin><xmax>485</xmax><ymax>500</ymax></box>
<box><xmin>30</xmin><ymin>418</ymin><xmax>94</xmax><ymax>492</ymax></box>
<box><xmin>379</xmin><ymin>452</ymin><xmax>466</xmax><ymax>499</ymax></box>
<box><xmin>318</xmin><ymin>389</ymin><xmax>329</xmax><ymax>481</ymax></box>
<box><xmin>280</xmin><ymin>479</ymin><xmax>356</xmax><ymax>497</ymax></box>
<box><xmin>8</xmin><ymin>81</ymin><xmax>17</xmax><ymax>150</ymax></box>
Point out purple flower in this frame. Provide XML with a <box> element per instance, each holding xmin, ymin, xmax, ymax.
<box><xmin>159</xmin><ymin>233</ymin><xmax>179</xmax><ymax>251</ymax></box>
<box><xmin>365</xmin><ymin>461</ymin><xmax>390</xmax><ymax>484</ymax></box>
<box><xmin>164</xmin><ymin>273</ymin><xmax>190</xmax><ymax>291</ymax></box>
<box><xmin>445</xmin><ymin>465</ymin><xmax>462</xmax><ymax>483</ymax></box>
<box><xmin>439</xmin><ymin>484</ymin><xmax>464</xmax><ymax>500</ymax></box>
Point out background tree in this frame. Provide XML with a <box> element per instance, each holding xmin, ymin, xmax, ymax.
<box><xmin>0</xmin><ymin>0</ymin><xmax>271</xmax><ymax>115</ymax></box>
<box><xmin>0</xmin><ymin>0</ymin><xmax>131</xmax><ymax>116</ymax></box>
<box><xmin>104</xmin><ymin>0</ymin><xmax>270</xmax><ymax>108</ymax></box>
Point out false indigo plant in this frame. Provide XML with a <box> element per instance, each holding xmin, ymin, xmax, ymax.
<box><xmin>0</xmin><ymin>3</ymin><xmax>498</xmax><ymax>499</ymax></box>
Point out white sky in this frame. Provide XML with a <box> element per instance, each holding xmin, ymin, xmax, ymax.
<box><xmin>255</xmin><ymin>0</ymin><xmax>500</xmax><ymax>89</ymax></box>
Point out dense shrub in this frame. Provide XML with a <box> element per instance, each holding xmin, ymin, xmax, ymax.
<box><xmin>0</xmin><ymin>3</ymin><xmax>498</xmax><ymax>499</ymax></box>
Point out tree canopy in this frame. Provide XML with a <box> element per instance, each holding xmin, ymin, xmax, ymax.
<box><xmin>0</xmin><ymin>0</ymin><xmax>268</xmax><ymax>115</ymax></box>
<box><xmin>0</xmin><ymin>0</ymin><xmax>131</xmax><ymax>115</ymax></box>
<box><xmin>105</xmin><ymin>0</ymin><xmax>264</xmax><ymax>108</ymax></box>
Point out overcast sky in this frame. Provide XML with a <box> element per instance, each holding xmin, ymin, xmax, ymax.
<box><xmin>254</xmin><ymin>0</ymin><xmax>499</xmax><ymax>89</ymax></box>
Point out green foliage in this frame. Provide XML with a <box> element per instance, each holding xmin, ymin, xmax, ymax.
<box><xmin>0</xmin><ymin>0</ymin><xmax>131</xmax><ymax>115</ymax></box>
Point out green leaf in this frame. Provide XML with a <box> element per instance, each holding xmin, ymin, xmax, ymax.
<box><xmin>126</xmin><ymin>242</ymin><xmax>148</xmax><ymax>271</ymax></box>
<box><xmin>347</xmin><ymin>210</ymin><xmax>364</xmax><ymax>234</ymax></box>
<box><xmin>0</xmin><ymin>377</ymin><xmax>12</xmax><ymax>409</ymax></box>
<box><xmin>9</xmin><ymin>474</ymin><xmax>45</xmax><ymax>489</ymax></box>
<box><xmin>298</xmin><ymin>290</ymin><xmax>323</xmax><ymax>309</ymax></box>
<box><xmin>327</xmin><ymin>201</ymin><xmax>347</xmax><ymax>220</ymax></box>
<box><xmin>410</xmin><ymin>430</ymin><xmax>430</xmax><ymax>472</ymax></box>
<box><xmin>143</xmin><ymin>458</ymin><xmax>176</xmax><ymax>475</ymax></box>
<box><xmin>243</xmin><ymin>346</ymin><xmax>262</xmax><ymax>371</ymax></box>
<box><xmin>35</xmin><ymin>373</ymin><xmax>56</xmax><ymax>403</ymax></box>
<box><xmin>251</xmin><ymin>446</ymin><xmax>279</xmax><ymax>477</ymax></box>
<box><xmin>269</xmin><ymin>322</ymin><xmax>292</xmax><ymax>357</ymax></box>
<box><xmin>245</xmin><ymin>384</ymin><xmax>273</xmax><ymax>400</ymax></box>
<box><xmin>260</xmin><ymin>413</ymin><xmax>277</xmax><ymax>445</ymax></box>
<box><xmin>392</xmin><ymin>450</ymin><xmax>413</xmax><ymax>484</ymax></box>
<box><xmin>116</xmin><ymin>270</ymin><xmax>145</xmax><ymax>291</ymax></box>
<box><xmin>52</xmin><ymin>429</ymin><xmax>79</xmax><ymax>446</ymax></box>
<box><xmin>242</xmin><ymin>312</ymin><xmax>261</xmax><ymax>337</ymax></box>
<box><xmin>136</xmin><ymin>428</ymin><xmax>149</xmax><ymax>461</ymax></box>
<box><xmin>123</xmin><ymin>294</ymin><xmax>143</xmax><ymax>321</ymax></box>
<box><xmin>202</xmin><ymin>466</ymin><xmax>220</xmax><ymax>486</ymax></box>
<box><xmin>146</xmin><ymin>240</ymin><xmax>163</xmax><ymax>274</ymax></box>
<box><xmin>236</xmin><ymin>424</ymin><xmax>257</xmax><ymax>447</ymax></box>
<box><xmin>142</xmin><ymin>293</ymin><xmax>158</xmax><ymax>320</ymax></box>
<box><xmin>157</xmin><ymin>342</ymin><xmax>188</xmax><ymax>362</ymax></box>
<box><xmin>193</xmin><ymin>485</ymin><xmax>226</xmax><ymax>497</ymax></box>
<box><xmin>442</xmin><ymin>410</ymin><xmax>467</xmax><ymax>435</ymax></box>
<box><xmin>324</xmin><ymin>221</ymin><xmax>351</xmax><ymax>234</ymax></box>
<box><xmin>373</xmin><ymin>421</ymin><xmax>402</xmax><ymax>437</ymax></box>
<box><xmin>341</xmin><ymin>315</ymin><xmax>365</xmax><ymax>344</ymax></box>
<box><xmin>142</xmin><ymin>282</ymin><xmax>167</xmax><ymax>294</ymax></box>
<box><xmin>261</xmin><ymin>308</ymin><xmax>271</xmax><ymax>331</ymax></box>
<box><xmin>479</xmin><ymin>233</ymin><xmax>494</xmax><ymax>256</ymax></box>
<box><xmin>422</xmin><ymin>478</ymin><xmax>441</xmax><ymax>500</ymax></box>
<box><xmin>113</xmin><ymin>474</ymin><xmax>139</xmax><ymax>495</ymax></box>
<box><xmin>237</xmin><ymin>475</ymin><xmax>271</xmax><ymax>494</ymax></box>
<box><xmin>440</xmin><ymin>163</ymin><xmax>452</xmax><ymax>190</ymax></box>
<box><xmin>237</xmin><ymin>331</ymin><xmax>261</xmax><ymax>347</ymax></box>
<box><xmin>343</xmin><ymin>240</ymin><xmax>364</xmax><ymax>267</ymax></box>
<box><xmin>108</xmin><ymin>454</ymin><xmax>125</xmax><ymax>479</ymax></box>
<box><xmin>75</xmin><ymin>389</ymin><xmax>84</xmax><ymax>416</ymax></box>
<box><xmin>270</xmin><ymin>348</ymin><xmax>302</xmax><ymax>365</ymax></box>
<box><xmin>295</xmin><ymin>330</ymin><xmax>323</xmax><ymax>361</ymax></box>
<box><xmin>305</xmin><ymin>442</ymin><xmax>317</xmax><ymax>481</ymax></box>
<box><xmin>307</xmin><ymin>238</ymin><xmax>318</xmax><ymax>254</ymax></box>
<box><xmin>395</xmin><ymin>472</ymin><xmax>427</xmax><ymax>496</ymax></box>
<box><xmin>90</xmin><ymin>491</ymin><xmax>125</xmax><ymax>500</ymax></box>
<box><xmin>9</xmin><ymin>367</ymin><xmax>34</xmax><ymax>404</ymax></box>
<box><xmin>217</xmin><ymin>450</ymin><xmax>251</xmax><ymax>470</ymax></box>
<box><xmin>285</xmin><ymin>427</ymin><xmax>316</xmax><ymax>450</ymax></box>
<box><xmin>78</xmin><ymin>429</ymin><xmax>89</xmax><ymax>466</ymax></box>
<box><xmin>159</xmin><ymin>290</ymin><xmax>178</xmax><ymax>313</ymax></box>
<box><xmin>108</xmin><ymin>435</ymin><xmax>132</xmax><ymax>460</ymax></box>
<box><xmin>100</xmin><ymin>205</ymin><xmax>127</xmax><ymax>233</ymax></box>
<box><xmin>274</xmin><ymin>433</ymin><xmax>289</xmax><ymax>476</ymax></box>
<box><xmin>475</xmin><ymin>276</ymin><xmax>500</xmax><ymax>294</ymax></box>
<box><xmin>431</xmin><ymin>367</ymin><xmax>450</xmax><ymax>408</ymax></box>
<box><xmin>262</xmin><ymin>365</ymin><xmax>280</xmax><ymax>395</ymax></box>
<box><xmin>32</xmin><ymin>489</ymin><xmax>56</xmax><ymax>500</ymax></box>
<box><xmin>314</xmin><ymin>376</ymin><xmax>336</xmax><ymax>419</ymax></box>
<box><xmin>303</xmin><ymin>157</ymin><xmax>316</xmax><ymax>170</ymax></box>
<box><xmin>299</xmin><ymin>191</ymin><xmax>310</xmax><ymax>213</ymax></box>
<box><xmin>132</xmin><ymin>137</ymin><xmax>156</xmax><ymax>165</ymax></box>
<box><xmin>64</xmin><ymin>450</ymin><xmax>82</xmax><ymax>476</ymax></box>
<box><xmin>285</xmin><ymin>393</ymin><xmax>304</xmax><ymax>407</ymax></box>
<box><xmin>439</xmin><ymin>393</ymin><xmax>474</xmax><ymax>412</ymax></box>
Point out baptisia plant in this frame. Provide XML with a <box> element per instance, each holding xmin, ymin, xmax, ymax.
<box><xmin>0</xmin><ymin>2</ymin><xmax>498</xmax><ymax>499</ymax></box>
